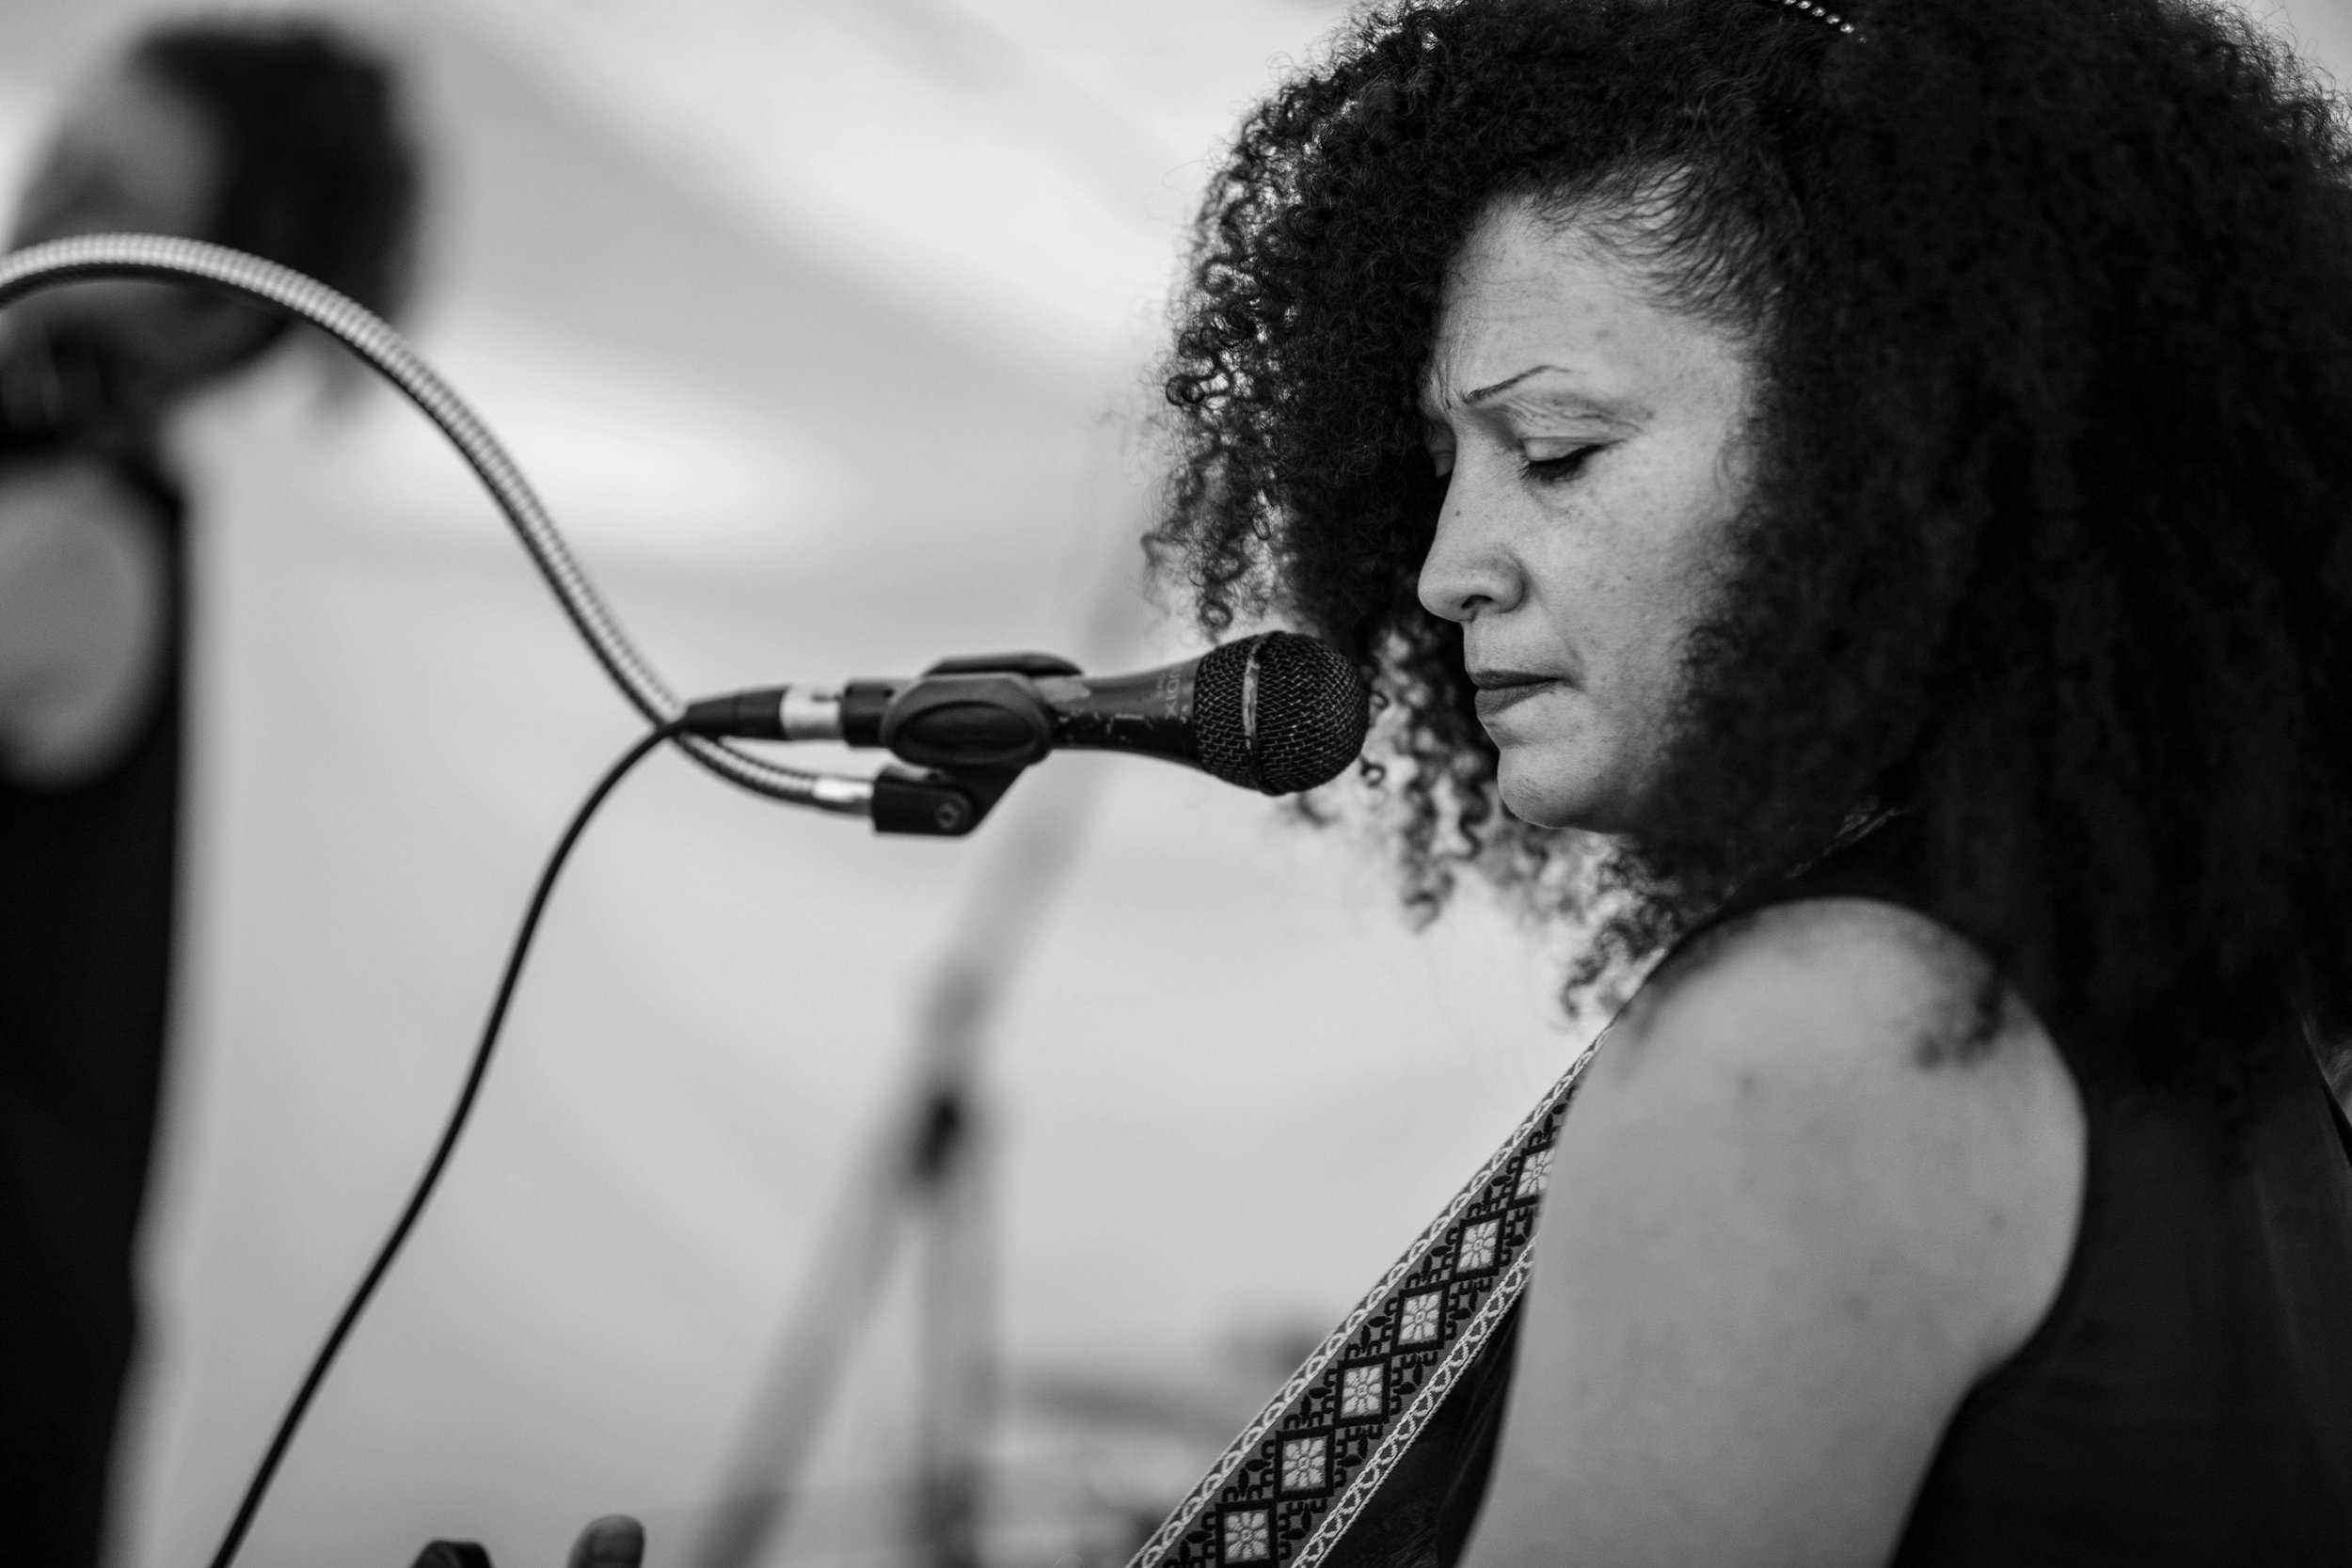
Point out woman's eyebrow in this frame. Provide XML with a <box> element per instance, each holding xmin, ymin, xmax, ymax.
<box><xmin>1422</xmin><ymin>366</ymin><xmax>1634</xmax><ymax>424</ymax></box>
<box><xmin>1429</xmin><ymin>365</ymin><xmax>1623</xmax><ymax>416</ymax></box>
<box><xmin>1460</xmin><ymin>365</ymin><xmax>1565</xmax><ymax>406</ymax></box>
<box><xmin>1420</xmin><ymin>364</ymin><xmax>1565</xmax><ymax>412</ymax></box>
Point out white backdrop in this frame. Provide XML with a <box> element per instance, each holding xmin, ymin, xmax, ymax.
<box><xmin>0</xmin><ymin>3</ymin><xmax>2344</xmax><ymax>1566</ymax></box>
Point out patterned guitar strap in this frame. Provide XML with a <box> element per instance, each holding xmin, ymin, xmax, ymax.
<box><xmin>1127</xmin><ymin>1038</ymin><xmax>1599</xmax><ymax>1568</ymax></box>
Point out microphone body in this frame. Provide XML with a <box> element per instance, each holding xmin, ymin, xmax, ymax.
<box><xmin>681</xmin><ymin>633</ymin><xmax>1368</xmax><ymax>797</ymax></box>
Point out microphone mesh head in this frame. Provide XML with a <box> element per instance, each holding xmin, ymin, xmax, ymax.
<box><xmin>1194</xmin><ymin>632</ymin><xmax>1371</xmax><ymax>794</ymax></box>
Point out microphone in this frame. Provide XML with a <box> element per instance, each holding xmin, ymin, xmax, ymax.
<box><xmin>680</xmin><ymin>631</ymin><xmax>1370</xmax><ymax>796</ymax></box>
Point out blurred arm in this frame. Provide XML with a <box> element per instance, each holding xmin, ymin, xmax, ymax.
<box><xmin>1462</xmin><ymin>897</ymin><xmax>2085</xmax><ymax>1568</ymax></box>
<box><xmin>0</xmin><ymin>455</ymin><xmax>169</xmax><ymax>786</ymax></box>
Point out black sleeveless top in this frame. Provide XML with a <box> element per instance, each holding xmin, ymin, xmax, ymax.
<box><xmin>1327</xmin><ymin>822</ymin><xmax>2352</xmax><ymax>1565</ymax></box>
<box><xmin>0</xmin><ymin>436</ymin><xmax>186</xmax><ymax>1565</ymax></box>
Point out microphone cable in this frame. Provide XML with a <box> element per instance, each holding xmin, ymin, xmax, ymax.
<box><xmin>0</xmin><ymin>235</ymin><xmax>1345</xmax><ymax>1561</ymax></box>
<box><xmin>0</xmin><ymin>235</ymin><xmax>866</xmax><ymax>1563</ymax></box>
<box><xmin>203</xmin><ymin>716</ymin><xmax>688</xmax><ymax>1568</ymax></box>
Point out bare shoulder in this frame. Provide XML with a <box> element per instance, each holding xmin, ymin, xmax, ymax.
<box><xmin>0</xmin><ymin>452</ymin><xmax>167</xmax><ymax>580</ymax></box>
<box><xmin>1629</xmin><ymin>895</ymin><xmax>2026</xmax><ymax>1069</ymax></box>
<box><xmin>1463</xmin><ymin>899</ymin><xmax>2086</xmax><ymax>1568</ymax></box>
<box><xmin>1600</xmin><ymin>895</ymin><xmax>2087</xmax><ymax>1366</ymax></box>
<box><xmin>0</xmin><ymin>452</ymin><xmax>170</xmax><ymax>784</ymax></box>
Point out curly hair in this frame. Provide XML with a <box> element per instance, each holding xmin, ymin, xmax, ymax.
<box><xmin>131</xmin><ymin>15</ymin><xmax>421</xmax><ymax>335</ymax></box>
<box><xmin>1150</xmin><ymin>0</ymin><xmax>2352</xmax><ymax>1073</ymax></box>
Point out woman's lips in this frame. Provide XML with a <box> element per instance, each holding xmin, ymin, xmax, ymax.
<box><xmin>1470</xmin><ymin>671</ymin><xmax>1564</xmax><ymax>721</ymax></box>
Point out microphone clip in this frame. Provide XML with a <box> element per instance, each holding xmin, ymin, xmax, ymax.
<box><xmin>868</xmin><ymin>761</ymin><xmax>1022</xmax><ymax>836</ymax></box>
<box><xmin>676</xmin><ymin>650</ymin><xmax>1062</xmax><ymax>837</ymax></box>
<box><xmin>867</xmin><ymin>651</ymin><xmax>1080</xmax><ymax>836</ymax></box>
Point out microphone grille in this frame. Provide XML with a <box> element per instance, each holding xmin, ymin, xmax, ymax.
<box><xmin>1194</xmin><ymin>632</ymin><xmax>1372</xmax><ymax>794</ymax></box>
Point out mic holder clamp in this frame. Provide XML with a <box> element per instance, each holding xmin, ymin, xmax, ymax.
<box><xmin>683</xmin><ymin>653</ymin><xmax>1082</xmax><ymax>836</ymax></box>
<box><xmin>869</xmin><ymin>653</ymin><xmax>1080</xmax><ymax>835</ymax></box>
<box><xmin>870</xmin><ymin>762</ymin><xmax>1022</xmax><ymax>837</ymax></box>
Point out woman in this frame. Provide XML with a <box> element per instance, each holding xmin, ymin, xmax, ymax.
<box><xmin>0</xmin><ymin>19</ymin><xmax>416</xmax><ymax>1562</ymax></box>
<box><xmin>1143</xmin><ymin>0</ymin><xmax>2352</xmax><ymax>1561</ymax></box>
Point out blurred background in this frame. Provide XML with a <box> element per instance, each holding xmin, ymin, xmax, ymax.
<box><xmin>0</xmin><ymin>1</ymin><xmax>2344</xmax><ymax>1565</ymax></box>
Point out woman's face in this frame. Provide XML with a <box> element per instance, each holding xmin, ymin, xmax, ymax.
<box><xmin>1418</xmin><ymin>198</ymin><xmax>1756</xmax><ymax>835</ymax></box>
<box><xmin>6</xmin><ymin>64</ymin><xmax>263</xmax><ymax>402</ymax></box>
<box><xmin>13</xmin><ymin>64</ymin><xmax>217</xmax><ymax>246</ymax></box>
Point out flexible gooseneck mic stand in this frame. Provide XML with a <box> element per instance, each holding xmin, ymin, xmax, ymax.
<box><xmin>0</xmin><ymin>234</ymin><xmax>1043</xmax><ymax>1568</ymax></box>
<box><xmin>0</xmin><ymin>236</ymin><xmax>1370</xmax><ymax>1568</ymax></box>
<box><xmin>0</xmin><ymin>233</ymin><xmax>1052</xmax><ymax>840</ymax></box>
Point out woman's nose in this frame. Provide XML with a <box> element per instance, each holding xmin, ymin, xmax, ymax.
<box><xmin>1417</xmin><ymin>461</ymin><xmax>1523</xmax><ymax>624</ymax></box>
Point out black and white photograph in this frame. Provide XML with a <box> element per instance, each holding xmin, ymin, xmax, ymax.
<box><xmin>3</xmin><ymin>1</ymin><xmax>2349</xmax><ymax>1565</ymax></box>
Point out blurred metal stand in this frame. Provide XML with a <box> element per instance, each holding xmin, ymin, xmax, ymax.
<box><xmin>909</xmin><ymin>962</ymin><xmax>1001</xmax><ymax>1568</ymax></box>
<box><xmin>691</xmin><ymin>471</ymin><xmax>1152</xmax><ymax>1568</ymax></box>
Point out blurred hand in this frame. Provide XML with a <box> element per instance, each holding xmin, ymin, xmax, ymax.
<box><xmin>568</xmin><ymin>1516</ymin><xmax>645</xmax><ymax>1568</ymax></box>
<box><xmin>407</xmin><ymin>1516</ymin><xmax>644</xmax><ymax>1568</ymax></box>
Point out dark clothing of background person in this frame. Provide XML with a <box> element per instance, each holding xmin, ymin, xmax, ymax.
<box><xmin>0</xmin><ymin>21</ymin><xmax>417</xmax><ymax>1560</ymax></box>
<box><xmin>0</xmin><ymin>429</ymin><xmax>184</xmax><ymax>1564</ymax></box>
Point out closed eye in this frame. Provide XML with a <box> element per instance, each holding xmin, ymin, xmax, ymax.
<box><xmin>1519</xmin><ymin>445</ymin><xmax>1603</xmax><ymax>484</ymax></box>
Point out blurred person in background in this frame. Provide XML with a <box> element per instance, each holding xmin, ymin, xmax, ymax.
<box><xmin>0</xmin><ymin>17</ymin><xmax>417</xmax><ymax>1560</ymax></box>
<box><xmin>1147</xmin><ymin>0</ymin><xmax>2352</xmax><ymax>1560</ymax></box>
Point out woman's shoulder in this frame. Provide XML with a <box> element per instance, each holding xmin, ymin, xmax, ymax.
<box><xmin>1622</xmin><ymin>890</ymin><xmax>2083</xmax><ymax>1307</ymax></box>
<box><xmin>1463</xmin><ymin>897</ymin><xmax>2088</xmax><ymax>1566</ymax></box>
<box><xmin>0</xmin><ymin>447</ymin><xmax>176</xmax><ymax>785</ymax></box>
<box><xmin>1633</xmin><ymin>892</ymin><xmax>2038</xmax><ymax>1069</ymax></box>
<box><xmin>1604</xmin><ymin>894</ymin><xmax>2088</xmax><ymax>1336</ymax></box>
